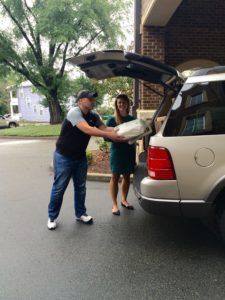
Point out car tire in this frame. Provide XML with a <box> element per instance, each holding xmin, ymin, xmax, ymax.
<box><xmin>218</xmin><ymin>208</ymin><xmax>225</xmax><ymax>244</ymax></box>
<box><xmin>9</xmin><ymin>122</ymin><xmax>16</xmax><ymax>128</ymax></box>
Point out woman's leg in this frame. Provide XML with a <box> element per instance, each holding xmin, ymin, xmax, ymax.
<box><xmin>109</xmin><ymin>174</ymin><xmax>120</xmax><ymax>213</ymax></box>
<box><xmin>121</xmin><ymin>174</ymin><xmax>131</xmax><ymax>206</ymax></box>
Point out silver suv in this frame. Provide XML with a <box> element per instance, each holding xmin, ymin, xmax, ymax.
<box><xmin>69</xmin><ymin>51</ymin><xmax>225</xmax><ymax>242</ymax></box>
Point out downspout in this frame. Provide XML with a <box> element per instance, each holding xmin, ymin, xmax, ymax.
<box><xmin>132</xmin><ymin>0</ymin><xmax>141</xmax><ymax>117</ymax></box>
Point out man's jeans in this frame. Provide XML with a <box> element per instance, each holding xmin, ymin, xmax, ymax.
<box><xmin>48</xmin><ymin>151</ymin><xmax>88</xmax><ymax>220</ymax></box>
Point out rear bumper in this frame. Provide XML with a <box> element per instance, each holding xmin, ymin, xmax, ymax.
<box><xmin>134</xmin><ymin>188</ymin><xmax>212</xmax><ymax>218</ymax></box>
<box><xmin>180</xmin><ymin>200</ymin><xmax>212</xmax><ymax>218</ymax></box>
<box><xmin>133</xmin><ymin>163</ymin><xmax>212</xmax><ymax>218</ymax></box>
<box><xmin>134</xmin><ymin>187</ymin><xmax>180</xmax><ymax>216</ymax></box>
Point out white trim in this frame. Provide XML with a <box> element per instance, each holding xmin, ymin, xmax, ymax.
<box><xmin>19</xmin><ymin>80</ymin><xmax>32</xmax><ymax>87</ymax></box>
<box><xmin>142</xmin><ymin>0</ymin><xmax>182</xmax><ymax>26</ymax></box>
<box><xmin>186</xmin><ymin>73</ymin><xmax>225</xmax><ymax>84</ymax></box>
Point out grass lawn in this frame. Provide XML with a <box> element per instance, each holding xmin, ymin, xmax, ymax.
<box><xmin>0</xmin><ymin>124</ymin><xmax>61</xmax><ymax>137</ymax></box>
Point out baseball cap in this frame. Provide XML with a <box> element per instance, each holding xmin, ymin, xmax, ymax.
<box><xmin>76</xmin><ymin>90</ymin><xmax>98</xmax><ymax>101</ymax></box>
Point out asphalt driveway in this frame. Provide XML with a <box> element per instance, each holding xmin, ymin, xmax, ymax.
<box><xmin>1</xmin><ymin>138</ymin><xmax>225</xmax><ymax>300</ymax></box>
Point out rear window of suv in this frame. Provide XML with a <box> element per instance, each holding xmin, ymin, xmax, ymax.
<box><xmin>164</xmin><ymin>80</ymin><xmax>225</xmax><ymax>136</ymax></box>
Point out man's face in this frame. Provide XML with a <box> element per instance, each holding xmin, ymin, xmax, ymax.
<box><xmin>79</xmin><ymin>97</ymin><xmax>95</xmax><ymax>110</ymax></box>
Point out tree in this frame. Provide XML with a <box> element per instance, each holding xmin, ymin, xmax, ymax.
<box><xmin>69</xmin><ymin>75</ymin><xmax>105</xmax><ymax>107</ymax></box>
<box><xmin>71</xmin><ymin>74</ymin><xmax>133</xmax><ymax>112</ymax></box>
<box><xmin>0</xmin><ymin>89</ymin><xmax>8</xmax><ymax>115</ymax></box>
<box><xmin>0</xmin><ymin>68</ymin><xmax>8</xmax><ymax>114</ymax></box>
<box><xmin>100</xmin><ymin>77</ymin><xmax>133</xmax><ymax>100</ymax></box>
<box><xmin>0</xmin><ymin>0</ymin><xmax>131</xmax><ymax>124</ymax></box>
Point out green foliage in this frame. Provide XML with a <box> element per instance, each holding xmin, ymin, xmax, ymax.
<box><xmin>71</xmin><ymin>75</ymin><xmax>106</xmax><ymax>107</ymax></box>
<box><xmin>86</xmin><ymin>149</ymin><xmax>93</xmax><ymax>165</ymax></box>
<box><xmin>0</xmin><ymin>0</ymin><xmax>132</xmax><ymax>123</ymax></box>
<box><xmin>101</xmin><ymin>77</ymin><xmax>133</xmax><ymax>100</ymax></box>
<box><xmin>0</xmin><ymin>124</ymin><xmax>61</xmax><ymax>136</ymax></box>
<box><xmin>0</xmin><ymin>101</ymin><xmax>8</xmax><ymax>115</ymax></box>
<box><xmin>71</xmin><ymin>73</ymin><xmax>133</xmax><ymax>111</ymax></box>
<box><xmin>72</xmin><ymin>76</ymin><xmax>95</xmax><ymax>96</ymax></box>
<box><xmin>97</xmin><ymin>107</ymin><xmax>114</xmax><ymax>117</ymax></box>
<box><xmin>0</xmin><ymin>80</ymin><xmax>8</xmax><ymax>115</ymax></box>
<box><xmin>95</xmin><ymin>138</ymin><xmax>110</xmax><ymax>152</ymax></box>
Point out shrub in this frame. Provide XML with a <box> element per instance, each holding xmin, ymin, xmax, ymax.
<box><xmin>95</xmin><ymin>138</ymin><xmax>110</xmax><ymax>152</ymax></box>
<box><xmin>86</xmin><ymin>149</ymin><xmax>93</xmax><ymax>165</ymax></box>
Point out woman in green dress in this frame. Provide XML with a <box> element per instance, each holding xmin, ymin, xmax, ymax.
<box><xmin>106</xmin><ymin>94</ymin><xmax>136</xmax><ymax>215</ymax></box>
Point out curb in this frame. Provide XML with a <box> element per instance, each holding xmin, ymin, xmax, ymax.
<box><xmin>50</xmin><ymin>163</ymin><xmax>132</xmax><ymax>183</ymax></box>
<box><xmin>87</xmin><ymin>173</ymin><xmax>111</xmax><ymax>182</ymax></box>
<box><xmin>87</xmin><ymin>173</ymin><xmax>133</xmax><ymax>182</ymax></box>
<box><xmin>49</xmin><ymin>162</ymin><xmax>111</xmax><ymax>182</ymax></box>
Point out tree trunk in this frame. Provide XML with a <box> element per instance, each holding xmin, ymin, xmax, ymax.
<box><xmin>48</xmin><ymin>97</ymin><xmax>63</xmax><ymax>124</ymax></box>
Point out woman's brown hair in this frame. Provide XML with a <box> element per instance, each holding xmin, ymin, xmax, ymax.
<box><xmin>114</xmin><ymin>94</ymin><xmax>130</xmax><ymax>125</ymax></box>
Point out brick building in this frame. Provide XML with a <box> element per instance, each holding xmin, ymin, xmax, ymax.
<box><xmin>134</xmin><ymin>0</ymin><xmax>225</xmax><ymax>119</ymax></box>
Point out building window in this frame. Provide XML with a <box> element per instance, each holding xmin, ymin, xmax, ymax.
<box><xmin>182</xmin><ymin>115</ymin><xmax>205</xmax><ymax>135</ymax></box>
<box><xmin>39</xmin><ymin>105</ymin><xmax>44</xmax><ymax>115</ymax></box>
<box><xmin>190</xmin><ymin>93</ymin><xmax>203</xmax><ymax>106</ymax></box>
<box><xmin>26</xmin><ymin>97</ymin><xmax>31</xmax><ymax>109</ymax></box>
<box><xmin>187</xmin><ymin>91</ymin><xmax>207</xmax><ymax>108</ymax></box>
<box><xmin>33</xmin><ymin>104</ymin><xmax>37</xmax><ymax>113</ymax></box>
<box><xmin>12</xmin><ymin>105</ymin><xmax>19</xmax><ymax>114</ymax></box>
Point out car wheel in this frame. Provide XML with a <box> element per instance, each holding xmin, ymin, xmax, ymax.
<box><xmin>9</xmin><ymin>122</ymin><xmax>16</xmax><ymax>128</ymax></box>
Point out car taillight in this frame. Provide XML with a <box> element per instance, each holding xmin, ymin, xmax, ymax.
<box><xmin>148</xmin><ymin>146</ymin><xmax>176</xmax><ymax>180</ymax></box>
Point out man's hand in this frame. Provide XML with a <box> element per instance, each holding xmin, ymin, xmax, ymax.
<box><xmin>105</xmin><ymin>130</ymin><xmax>126</xmax><ymax>142</ymax></box>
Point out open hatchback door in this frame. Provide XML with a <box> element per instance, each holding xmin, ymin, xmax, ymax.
<box><xmin>67</xmin><ymin>50</ymin><xmax>182</xmax><ymax>142</ymax></box>
<box><xmin>67</xmin><ymin>50</ymin><xmax>180</xmax><ymax>87</ymax></box>
<box><xmin>68</xmin><ymin>50</ymin><xmax>183</xmax><ymax>205</ymax></box>
<box><xmin>68</xmin><ymin>50</ymin><xmax>182</xmax><ymax>145</ymax></box>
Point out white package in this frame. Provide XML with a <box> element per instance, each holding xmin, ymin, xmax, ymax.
<box><xmin>115</xmin><ymin>119</ymin><xmax>152</xmax><ymax>144</ymax></box>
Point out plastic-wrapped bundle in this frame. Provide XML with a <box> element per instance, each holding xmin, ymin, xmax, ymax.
<box><xmin>115</xmin><ymin>119</ymin><xmax>152</xmax><ymax>144</ymax></box>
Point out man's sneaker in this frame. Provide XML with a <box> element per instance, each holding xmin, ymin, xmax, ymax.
<box><xmin>47</xmin><ymin>218</ymin><xmax>57</xmax><ymax>230</ymax></box>
<box><xmin>76</xmin><ymin>214</ymin><xmax>93</xmax><ymax>224</ymax></box>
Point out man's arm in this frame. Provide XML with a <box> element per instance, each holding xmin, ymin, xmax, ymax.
<box><xmin>98</xmin><ymin>124</ymin><xmax>115</xmax><ymax>132</ymax></box>
<box><xmin>76</xmin><ymin>121</ymin><xmax>124</xmax><ymax>142</ymax></box>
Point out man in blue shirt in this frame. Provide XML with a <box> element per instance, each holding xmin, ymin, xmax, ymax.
<box><xmin>47</xmin><ymin>90</ymin><xmax>124</xmax><ymax>230</ymax></box>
